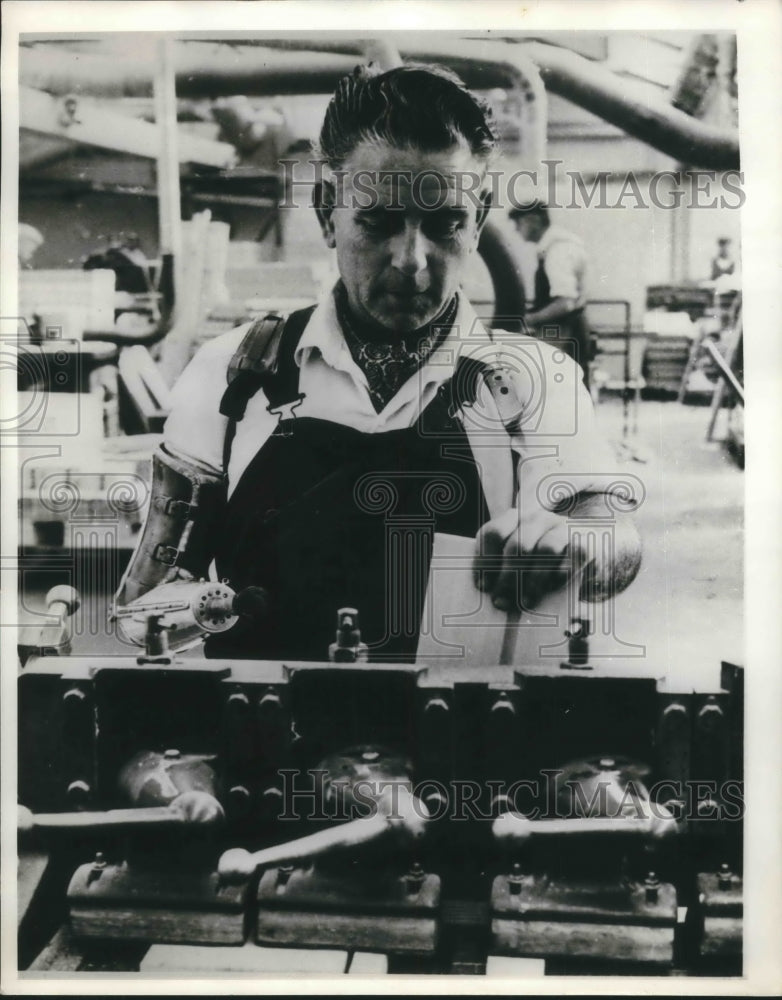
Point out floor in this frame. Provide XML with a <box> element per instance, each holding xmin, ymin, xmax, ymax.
<box><xmin>591</xmin><ymin>393</ymin><xmax>743</xmax><ymax>688</ymax></box>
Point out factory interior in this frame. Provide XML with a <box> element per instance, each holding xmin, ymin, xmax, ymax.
<box><xmin>12</xmin><ymin>31</ymin><xmax>748</xmax><ymax>978</ymax></box>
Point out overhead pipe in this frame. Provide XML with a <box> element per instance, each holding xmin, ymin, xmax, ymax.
<box><xmin>223</xmin><ymin>36</ymin><xmax>738</xmax><ymax>169</ymax></box>
<box><xmin>18</xmin><ymin>42</ymin><xmax>359</xmax><ymax>99</ymax></box>
<box><xmin>20</xmin><ymin>38</ymin><xmax>738</xmax><ymax>168</ymax></box>
<box><xmin>270</xmin><ymin>36</ymin><xmax>738</xmax><ymax>169</ymax></box>
<box><xmin>519</xmin><ymin>40</ymin><xmax>739</xmax><ymax>170</ymax></box>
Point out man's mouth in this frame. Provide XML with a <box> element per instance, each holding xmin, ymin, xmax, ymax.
<box><xmin>383</xmin><ymin>288</ymin><xmax>430</xmax><ymax>305</ymax></box>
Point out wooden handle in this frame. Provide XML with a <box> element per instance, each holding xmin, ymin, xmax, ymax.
<box><xmin>27</xmin><ymin>806</ymin><xmax>187</xmax><ymax>831</ymax></box>
<box><xmin>218</xmin><ymin>786</ymin><xmax>429</xmax><ymax>883</ymax></box>
<box><xmin>20</xmin><ymin>792</ymin><xmax>224</xmax><ymax>833</ymax></box>
<box><xmin>493</xmin><ymin>809</ymin><xmax>678</xmax><ymax>843</ymax></box>
<box><xmin>218</xmin><ymin>813</ymin><xmax>393</xmax><ymax>883</ymax></box>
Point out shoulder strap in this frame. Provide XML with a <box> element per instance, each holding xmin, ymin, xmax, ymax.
<box><xmin>220</xmin><ymin>305</ymin><xmax>315</xmax><ymax>421</ymax></box>
<box><xmin>219</xmin><ymin>304</ymin><xmax>316</xmax><ymax>470</ymax></box>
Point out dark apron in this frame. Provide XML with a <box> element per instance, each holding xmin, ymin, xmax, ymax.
<box><xmin>534</xmin><ymin>254</ymin><xmax>592</xmax><ymax>387</ymax></box>
<box><xmin>209</xmin><ymin>373</ymin><xmax>490</xmax><ymax>663</ymax></box>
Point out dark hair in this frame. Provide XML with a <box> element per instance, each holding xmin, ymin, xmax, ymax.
<box><xmin>509</xmin><ymin>200</ymin><xmax>550</xmax><ymax>225</ymax></box>
<box><xmin>317</xmin><ymin>63</ymin><xmax>498</xmax><ymax>168</ymax></box>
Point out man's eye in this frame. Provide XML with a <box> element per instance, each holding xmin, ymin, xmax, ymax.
<box><xmin>357</xmin><ymin>213</ymin><xmax>400</xmax><ymax>234</ymax></box>
<box><xmin>424</xmin><ymin>217</ymin><xmax>465</xmax><ymax>239</ymax></box>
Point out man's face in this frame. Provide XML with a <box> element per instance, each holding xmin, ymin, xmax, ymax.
<box><xmin>318</xmin><ymin>139</ymin><xmax>490</xmax><ymax>336</ymax></box>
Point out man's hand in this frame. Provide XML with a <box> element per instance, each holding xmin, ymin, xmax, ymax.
<box><xmin>473</xmin><ymin>494</ymin><xmax>641</xmax><ymax>612</ymax></box>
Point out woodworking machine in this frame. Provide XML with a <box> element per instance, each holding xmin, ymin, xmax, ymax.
<box><xmin>17</xmin><ymin>589</ymin><xmax>743</xmax><ymax>974</ymax></box>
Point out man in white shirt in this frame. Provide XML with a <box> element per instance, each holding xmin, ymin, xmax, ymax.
<box><xmin>117</xmin><ymin>64</ymin><xmax>640</xmax><ymax>662</ymax></box>
<box><xmin>510</xmin><ymin>202</ymin><xmax>592</xmax><ymax>387</ymax></box>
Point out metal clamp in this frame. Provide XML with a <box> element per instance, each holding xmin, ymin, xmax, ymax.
<box><xmin>152</xmin><ymin>543</ymin><xmax>180</xmax><ymax>566</ymax></box>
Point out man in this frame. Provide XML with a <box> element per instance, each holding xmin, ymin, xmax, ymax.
<box><xmin>509</xmin><ymin>201</ymin><xmax>592</xmax><ymax>387</ymax></box>
<box><xmin>710</xmin><ymin>236</ymin><xmax>736</xmax><ymax>281</ymax></box>
<box><xmin>116</xmin><ymin>64</ymin><xmax>640</xmax><ymax>662</ymax></box>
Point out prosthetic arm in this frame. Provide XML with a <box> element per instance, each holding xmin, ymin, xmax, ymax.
<box><xmin>116</xmin><ymin>446</ymin><xmax>225</xmax><ymax>606</ymax></box>
<box><xmin>112</xmin><ymin>446</ymin><xmax>247</xmax><ymax>650</ymax></box>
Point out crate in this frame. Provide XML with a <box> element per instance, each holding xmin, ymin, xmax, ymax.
<box><xmin>641</xmin><ymin>336</ymin><xmax>692</xmax><ymax>397</ymax></box>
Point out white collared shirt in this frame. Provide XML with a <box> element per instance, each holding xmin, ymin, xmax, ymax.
<box><xmin>164</xmin><ymin>288</ymin><xmax>617</xmax><ymax>518</ymax></box>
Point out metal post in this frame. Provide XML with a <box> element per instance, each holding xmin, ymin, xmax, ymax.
<box><xmin>153</xmin><ymin>36</ymin><xmax>183</xmax><ymax>312</ymax></box>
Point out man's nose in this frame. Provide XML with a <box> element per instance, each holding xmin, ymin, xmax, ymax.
<box><xmin>390</xmin><ymin>224</ymin><xmax>428</xmax><ymax>277</ymax></box>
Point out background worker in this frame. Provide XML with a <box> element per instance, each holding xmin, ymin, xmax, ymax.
<box><xmin>710</xmin><ymin>236</ymin><xmax>736</xmax><ymax>281</ymax></box>
<box><xmin>510</xmin><ymin>201</ymin><xmax>593</xmax><ymax>388</ymax></box>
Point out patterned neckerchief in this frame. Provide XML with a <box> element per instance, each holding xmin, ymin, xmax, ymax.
<box><xmin>334</xmin><ymin>282</ymin><xmax>459</xmax><ymax>413</ymax></box>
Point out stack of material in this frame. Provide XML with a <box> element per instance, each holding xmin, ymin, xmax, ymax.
<box><xmin>157</xmin><ymin>212</ymin><xmax>332</xmax><ymax>381</ymax></box>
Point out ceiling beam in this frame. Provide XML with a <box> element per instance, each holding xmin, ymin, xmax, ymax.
<box><xmin>20</xmin><ymin>85</ymin><xmax>236</xmax><ymax>168</ymax></box>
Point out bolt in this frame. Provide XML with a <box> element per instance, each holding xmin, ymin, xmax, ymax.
<box><xmin>258</xmin><ymin>691</ymin><xmax>282</xmax><ymax>713</ymax></box>
<box><xmin>644</xmin><ymin>871</ymin><xmax>660</xmax><ymax>904</ymax></box>
<box><xmin>62</xmin><ymin>687</ymin><xmax>87</xmax><ymax>705</ymax></box>
<box><xmin>422</xmin><ymin>788</ymin><xmax>447</xmax><ymax>816</ymax></box>
<box><xmin>228</xmin><ymin>785</ymin><xmax>251</xmax><ymax>812</ymax></box>
<box><xmin>491</xmin><ymin>693</ymin><xmax>516</xmax><ymax>717</ymax></box>
<box><xmin>718</xmin><ymin>863</ymin><xmax>732</xmax><ymax>890</ymax></box>
<box><xmin>564</xmin><ymin>618</ymin><xmax>590</xmax><ymax>664</ymax></box>
<box><xmin>262</xmin><ymin>786</ymin><xmax>283</xmax><ymax>812</ymax></box>
<box><xmin>423</xmin><ymin>697</ymin><xmax>449</xmax><ymax>717</ymax></box>
<box><xmin>227</xmin><ymin>691</ymin><xmax>249</xmax><ymax>711</ymax></box>
<box><xmin>405</xmin><ymin>861</ymin><xmax>426</xmax><ymax>895</ymax></box>
<box><xmin>86</xmin><ymin>850</ymin><xmax>107</xmax><ymax>886</ymax></box>
<box><xmin>508</xmin><ymin>862</ymin><xmax>523</xmax><ymax>896</ymax></box>
<box><xmin>697</xmin><ymin>698</ymin><xmax>724</xmax><ymax>732</ymax></box>
<box><xmin>662</xmin><ymin>701</ymin><xmax>688</xmax><ymax>723</ymax></box>
<box><xmin>66</xmin><ymin>779</ymin><xmax>91</xmax><ymax>804</ymax></box>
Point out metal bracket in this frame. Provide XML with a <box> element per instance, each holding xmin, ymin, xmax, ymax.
<box><xmin>154</xmin><ymin>496</ymin><xmax>195</xmax><ymax>518</ymax></box>
<box><xmin>268</xmin><ymin>393</ymin><xmax>306</xmax><ymax>437</ymax></box>
<box><xmin>152</xmin><ymin>544</ymin><xmax>179</xmax><ymax>566</ymax></box>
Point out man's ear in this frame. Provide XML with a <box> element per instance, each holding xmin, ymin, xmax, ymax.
<box><xmin>314</xmin><ymin>180</ymin><xmax>337</xmax><ymax>249</ymax></box>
